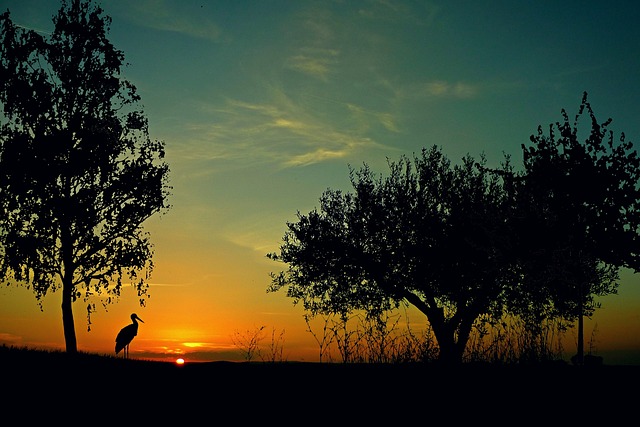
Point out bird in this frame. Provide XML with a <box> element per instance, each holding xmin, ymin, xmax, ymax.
<box><xmin>115</xmin><ymin>313</ymin><xmax>144</xmax><ymax>358</ymax></box>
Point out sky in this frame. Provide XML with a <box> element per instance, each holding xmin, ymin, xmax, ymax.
<box><xmin>1</xmin><ymin>0</ymin><xmax>640</xmax><ymax>364</ymax></box>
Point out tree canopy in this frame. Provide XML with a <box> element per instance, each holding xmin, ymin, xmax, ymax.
<box><xmin>268</xmin><ymin>146</ymin><xmax>516</xmax><ymax>363</ymax></box>
<box><xmin>509</xmin><ymin>92</ymin><xmax>640</xmax><ymax>363</ymax></box>
<box><xmin>0</xmin><ymin>0</ymin><xmax>171</xmax><ymax>353</ymax></box>
<box><xmin>268</xmin><ymin>93</ymin><xmax>640</xmax><ymax>364</ymax></box>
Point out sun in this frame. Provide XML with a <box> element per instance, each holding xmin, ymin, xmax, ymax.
<box><xmin>175</xmin><ymin>358</ymin><xmax>185</xmax><ymax>365</ymax></box>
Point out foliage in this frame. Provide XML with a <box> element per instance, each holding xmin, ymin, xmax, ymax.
<box><xmin>268</xmin><ymin>145</ymin><xmax>516</xmax><ymax>363</ymax></box>
<box><xmin>268</xmin><ymin>93</ymin><xmax>640</xmax><ymax>364</ymax></box>
<box><xmin>0</xmin><ymin>0</ymin><xmax>171</xmax><ymax>353</ymax></box>
<box><xmin>523</xmin><ymin>92</ymin><xmax>640</xmax><ymax>271</ymax></box>
<box><xmin>508</xmin><ymin>92</ymin><xmax>640</xmax><ymax>362</ymax></box>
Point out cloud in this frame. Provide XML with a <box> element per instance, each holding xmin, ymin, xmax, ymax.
<box><xmin>424</xmin><ymin>80</ymin><xmax>478</xmax><ymax>98</ymax></box>
<box><xmin>285</xmin><ymin>48</ymin><xmax>340</xmax><ymax>81</ymax></box>
<box><xmin>149</xmin><ymin>282</ymin><xmax>191</xmax><ymax>288</ymax></box>
<box><xmin>389</xmin><ymin>80</ymin><xmax>480</xmax><ymax>101</ymax></box>
<box><xmin>357</xmin><ymin>0</ymin><xmax>440</xmax><ymax>26</ymax></box>
<box><xmin>452</xmin><ymin>82</ymin><xmax>478</xmax><ymax>98</ymax></box>
<box><xmin>0</xmin><ymin>332</ymin><xmax>22</xmax><ymax>345</ymax></box>
<box><xmin>298</xmin><ymin>6</ymin><xmax>335</xmax><ymax>45</ymax></box>
<box><xmin>284</xmin><ymin>147</ymin><xmax>350</xmax><ymax>167</ymax></box>
<box><xmin>112</xmin><ymin>0</ymin><xmax>226</xmax><ymax>42</ymax></box>
<box><xmin>426</xmin><ymin>80</ymin><xmax>449</xmax><ymax>96</ymax></box>
<box><xmin>172</xmin><ymin>89</ymin><xmax>393</xmax><ymax>170</ymax></box>
<box><xmin>219</xmin><ymin>212</ymin><xmax>289</xmax><ymax>256</ymax></box>
<box><xmin>346</xmin><ymin>103</ymin><xmax>400</xmax><ymax>133</ymax></box>
<box><xmin>377</xmin><ymin>112</ymin><xmax>400</xmax><ymax>132</ymax></box>
<box><xmin>137</xmin><ymin>339</ymin><xmax>242</xmax><ymax>362</ymax></box>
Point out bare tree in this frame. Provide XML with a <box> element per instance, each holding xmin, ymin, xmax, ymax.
<box><xmin>231</xmin><ymin>325</ymin><xmax>266</xmax><ymax>362</ymax></box>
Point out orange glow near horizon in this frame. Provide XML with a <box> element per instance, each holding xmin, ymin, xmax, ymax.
<box><xmin>2</xmin><ymin>270</ymin><xmax>640</xmax><ymax>365</ymax></box>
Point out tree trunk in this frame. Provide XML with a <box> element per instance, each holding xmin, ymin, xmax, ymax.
<box><xmin>431</xmin><ymin>320</ymin><xmax>468</xmax><ymax>364</ymax></box>
<box><xmin>61</xmin><ymin>221</ymin><xmax>77</xmax><ymax>354</ymax></box>
<box><xmin>576</xmin><ymin>299</ymin><xmax>584</xmax><ymax>366</ymax></box>
<box><xmin>404</xmin><ymin>293</ymin><xmax>469</xmax><ymax>364</ymax></box>
<box><xmin>437</xmin><ymin>339</ymin><xmax>466</xmax><ymax>364</ymax></box>
<box><xmin>62</xmin><ymin>275</ymin><xmax>77</xmax><ymax>354</ymax></box>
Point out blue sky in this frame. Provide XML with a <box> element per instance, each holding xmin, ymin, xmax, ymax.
<box><xmin>1</xmin><ymin>0</ymin><xmax>640</xmax><ymax>363</ymax></box>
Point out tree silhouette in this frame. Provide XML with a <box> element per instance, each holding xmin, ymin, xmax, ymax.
<box><xmin>0</xmin><ymin>0</ymin><xmax>171</xmax><ymax>353</ymax></box>
<box><xmin>268</xmin><ymin>94</ymin><xmax>640</xmax><ymax>365</ymax></box>
<box><xmin>510</xmin><ymin>92</ymin><xmax>640</xmax><ymax>364</ymax></box>
<box><xmin>268</xmin><ymin>146</ymin><xmax>515</xmax><ymax>364</ymax></box>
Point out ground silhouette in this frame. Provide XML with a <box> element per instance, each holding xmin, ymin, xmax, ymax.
<box><xmin>1</xmin><ymin>344</ymin><xmax>638</xmax><ymax>423</ymax></box>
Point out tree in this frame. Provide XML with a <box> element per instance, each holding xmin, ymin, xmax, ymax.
<box><xmin>0</xmin><ymin>0</ymin><xmax>171</xmax><ymax>353</ymax></box>
<box><xmin>511</xmin><ymin>92</ymin><xmax>640</xmax><ymax>364</ymax></box>
<box><xmin>268</xmin><ymin>146</ymin><xmax>515</xmax><ymax>364</ymax></box>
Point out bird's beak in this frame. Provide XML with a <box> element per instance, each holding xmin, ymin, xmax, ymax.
<box><xmin>136</xmin><ymin>316</ymin><xmax>144</xmax><ymax>323</ymax></box>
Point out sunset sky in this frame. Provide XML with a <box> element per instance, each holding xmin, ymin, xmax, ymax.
<box><xmin>1</xmin><ymin>0</ymin><xmax>640</xmax><ymax>364</ymax></box>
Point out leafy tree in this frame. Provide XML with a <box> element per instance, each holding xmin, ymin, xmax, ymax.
<box><xmin>510</xmin><ymin>92</ymin><xmax>640</xmax><ymax>364</ymax></box>
<box><xmin>0</xmin><ymin>0</ymin><xmax>171</xmax><ymax>353</ymax></box>
<box><xmin>268</xmin><ymin>146</ymin><xmax>515</xmax><ymax>364</ymax></box>
<box><xmin>268</xmin><ymin>93</ymin><xmax>640</xmax><ymax>365</ymax></box>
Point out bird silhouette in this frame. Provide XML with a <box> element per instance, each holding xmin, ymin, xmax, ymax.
<box><xmin>115</xmin><ymin>313</ymin><xmax>144</xmax><ymax>358</ymax></box>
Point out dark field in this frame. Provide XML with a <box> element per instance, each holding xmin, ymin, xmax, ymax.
<box><xmin>2</xmin><ymin>345</ymin><xmax>637</xmax><ymax>422</ymax></box>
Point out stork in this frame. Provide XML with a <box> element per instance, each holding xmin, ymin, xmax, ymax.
<box><xmin>115</xmin><ymin>313</ymin><xmax>144</xmax><ymax>358</ymax></box>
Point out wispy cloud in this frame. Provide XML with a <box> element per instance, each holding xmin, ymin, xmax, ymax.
<box><xmin>298</xmin><ymin>6</ymin><xmax>335</xmax><ymax>45</ymax></box>
<box><xmin>221</xmin><ymin>96</ymin><xmax>381</xmax><ymax>167</ymax></box>
<box><xmin>346</xmin><ymin>103</ymin><xmax>400</xmax><ymax>133</ymax></box>
<box><xmin>285</xmin><ymin>48</ymin><xmax>340</xmax><ymax>81</ymax></box>
<box><xmin>284</xmin><ymin>5</ymin><xmax>340</xmax><ymax>81</ymax></box>
<box><xmin>424</xmin><ymin>80</ymin><xmax>479</xmax><ymax>98</ymax></box>
<box><xmin>0</xmin><ymin>332</ymin><xmax>22</xmax><ymax>345</ymax></box>
<box><xmin>149</xmin><ymin>282</ymin><xmax>191</xmax><ymax>288</ymax></box>
<box><xmin>357</xmin><ymin>0</ymin><xmax>440</xmax><ymax>26</ymax></box>
<box><xmin>172</xmin><ymin>88</ymin><xmax>394</xmax><ymax>171</ymax></box>
<box><xmin>391</xmin><ymin>80</ymin><xmax>480</xmax><ymax>101</ymax></box>
<box><xmin>220</xmin><ymin>213</ymin><xmax>288</xmax><ymax>257</ymax></box>
<box><xmin>283</xmin><ymin>147</ymin><xmax>354</xmax><ymax>167</ymax></box>
<box><xmin>112</xmin><ymin>0</ymin><xmax>226</xmax><ymax>42</ymax></box>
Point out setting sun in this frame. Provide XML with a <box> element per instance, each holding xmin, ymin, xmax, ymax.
<box><xmin>175</xmin><ymin>358</ymin><xmax>185</xmax><ymax>365</ymax></box>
